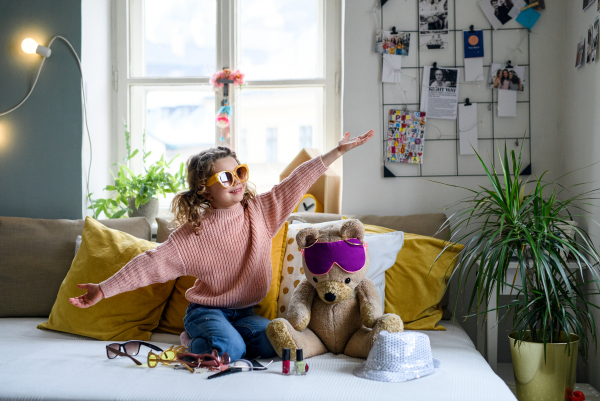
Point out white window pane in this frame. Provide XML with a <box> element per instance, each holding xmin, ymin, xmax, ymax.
<box><xmin>130</xmin><ymin>0</ymin><xmax>216</xmax><ymax>77</ymax></box>
<box><xmin>238</xmin><ymin>87</ymin><xmax>323</xmax><ymax>194</ymax></box>
<box><xmin>239</xmin><ymin>0</ymin><xmax>323</xmax><ymax>80</ymax></box>
<box><xmin>131</xmin><ymin>86</ymin><xmax>215</xmax><ymax>177</ymax></box>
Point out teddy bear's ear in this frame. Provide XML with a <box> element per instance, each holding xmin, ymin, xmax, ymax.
<box><xmin>340</xmin><ymin>219</ymin><xmax>365</xmax><ymax>241</ymax></box>
<box><xmin>296</xmin><ymin>227</ymin><xmax>320</xmax><ymax>248</ymax></box>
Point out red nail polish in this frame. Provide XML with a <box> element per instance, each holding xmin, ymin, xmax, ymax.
<box><xmin>282</xmin><ymin>348</ymin><xmax>291</xmax><ymax>375</ymax></box>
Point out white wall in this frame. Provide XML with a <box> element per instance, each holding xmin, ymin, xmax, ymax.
<box><xmin>341</xmin><ymin>0</ymin><xmax>566</xmax><ymax>365</ymax></box>
<box><xmin>559</xmin><ymin>1</ymin><xmax>600</xmax><ymax>390</ymax></box>
<box><xmin>81</xmin><ymin>0</ymin><xmax>113</xmax><ymax>218</ymax></box>
<box><xmin>342</xmin><ymin>0</ymin><xmax>563</xmax><ymax>217</ymax></box>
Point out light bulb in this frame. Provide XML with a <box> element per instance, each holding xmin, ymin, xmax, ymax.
<box><xmin>21</xmin><ymin>38</ymin><xmax>38</xmax><ymax>54</ymax></box>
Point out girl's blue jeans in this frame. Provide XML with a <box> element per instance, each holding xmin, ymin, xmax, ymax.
<box><xmin>183</xmin><ymin>303</ymin><xmax>277</xmax><ymax>361</ymax></box>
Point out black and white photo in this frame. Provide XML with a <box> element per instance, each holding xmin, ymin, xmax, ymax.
<box><xmin>479</xmin><ymin>0</ymin><xmax>525</xmax><ymax>30</ymax></box>
<box><xmin>419</xmin><ymin>0</ymin><xmax>448</xmax><ymax>50</ymax></box>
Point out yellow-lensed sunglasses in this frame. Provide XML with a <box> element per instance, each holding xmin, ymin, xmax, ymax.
<box><xmin>206</xmin><ymin>164</ymin><xmax>249</xmax><ymax>188</ymax></box>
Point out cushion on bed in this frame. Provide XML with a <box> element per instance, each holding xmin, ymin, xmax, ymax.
<box><xmin>383</xmin><ymin>231</ymin><xmax>463</xmax><ymax>330</ymax></box>
<box><xmin>291</xmin><ymin>212</ymin><xmax>453</xmax><ymax>319</ymax></box>
<box><xmin>37</xmin><ymin>217</ymin><xmax>175</xmax><ymax>341</ymax></box>
<box><xmin>0</xmin><ymin>215</ymin><xmax>151</xmax><ymax>318</ymax></box>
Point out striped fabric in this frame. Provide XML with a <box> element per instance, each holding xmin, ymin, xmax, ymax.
<box><xmin>99</xmin><ymin>157</ymin><xmax>327</xmax><ymax>310</ymax></box>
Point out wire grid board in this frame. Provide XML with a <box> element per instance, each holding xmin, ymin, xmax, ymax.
<box><xmin>380</xmin><ymin>0</ymin><xmax>532</xmax><ymax>177</ymax></box>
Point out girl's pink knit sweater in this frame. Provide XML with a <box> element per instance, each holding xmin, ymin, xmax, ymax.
<box><xmin>99</xmin><ymin>156</ymin><xmax>327</xmax><ymax>309</ymax></box>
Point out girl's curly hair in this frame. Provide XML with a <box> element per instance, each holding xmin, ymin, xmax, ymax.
<box><xmin>170</xmin><ymin>146</ymin><xmax>256</xmax><ymax>234</ymax></box>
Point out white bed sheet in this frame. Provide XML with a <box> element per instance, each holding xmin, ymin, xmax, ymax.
<box><xmin>0</xmin><ymin>318</ymin><xmax>516</xmax><ymax>401</ymax></box>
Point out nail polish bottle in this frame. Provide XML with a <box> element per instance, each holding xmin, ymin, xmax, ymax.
<box><xmin>282</xmin><ymin>348</ymin><xmax>291</xmax><ymax>375</ymax></box>
<box><xmin>295</xmin><ymin>348</ymin><xmax>307</xmax><ymax>375</ymax></box>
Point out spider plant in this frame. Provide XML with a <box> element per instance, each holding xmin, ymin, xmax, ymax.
<box><xmin>436</xmin><ymin>140</ymin><xmax>600</xmax><ymax>358</ymax></box>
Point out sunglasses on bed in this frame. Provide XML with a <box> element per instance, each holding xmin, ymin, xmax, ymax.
<box><xmin>176</xmin><ymin>349</ymin><xmax>230</xmax><ymax>372</ymax></box>
<box><xmin>206</xmin><ymin>164</ymin><xmax>249</xmax><ymax>188</ymax></box>
<box><xmin>300</xmin><ymin>238</ymin><xmax>368</xmax><ymax>275</ymax></box>
<box><xmin>106</xmin><ymin>340</ymin><xmax>163</xmax><ymax>359</ymax></box>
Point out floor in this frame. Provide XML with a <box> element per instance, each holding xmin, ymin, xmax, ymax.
<box><xmin>497</xmin><ymin>362</ymin><xmax>600</xmax><ymax>399</ymax></box>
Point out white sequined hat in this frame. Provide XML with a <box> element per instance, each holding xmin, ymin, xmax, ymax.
<box><xmin>354</xmin><ymin>331</ymin><xmax>441</xmax><ymax>382</ymax></box>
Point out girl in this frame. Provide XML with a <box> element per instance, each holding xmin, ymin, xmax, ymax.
<box><xmin>68</xmin><ymin>130</ymin><xmax>374</xmax><ymax>361</ymax></box>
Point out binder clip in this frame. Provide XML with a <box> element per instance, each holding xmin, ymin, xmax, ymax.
<box><xmin>506</xmin><ymin>60</ymin><xmax>514</xmax><ymax>69</ymax></box>
<box><xmin>465</xmin><ymin>98</ymin><xmax>472</xmax><ymax>106</ymax></box>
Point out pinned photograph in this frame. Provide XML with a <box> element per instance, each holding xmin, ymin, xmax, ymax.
<box><xmin>584</xmin><ymin>0</ymin><xmax>596</xmax><ymax>11</ymax></box>
<box><xmin>375</xmin><ymin>30</ymin><xmax>411</xmax><ymax>56</ymax></box>
<box><xmin>576</xmin><ymin>39</ymin><xmax>585</xmax><ymax>68</ymax></box>
<box><xmin>479</xmin><ymin>0</ymin><xmax>519</xmax><ymax>30</ymax></box>
<box><xmin>419</xmin><ymin>0</ymin><xmax>448</xmax><ymax>50</ymax></box>
<box><xmin>588</xmin><ymin>26</ymin><xmax>594</xmax><ymax>64</ymax></box>
<box><xmin>429</xmin><ymin>68</ymin><xmax>458</xmax><ymax>87</ymax></box>
<box><xmin>487</xmin><ymin>63</ymin><xmax>526</xmax><ymax>91</ymax></box>
<box><xmin>593</xmin><ymin>17</ymin><xmax>599</xmax><ymax>63</ymax></box>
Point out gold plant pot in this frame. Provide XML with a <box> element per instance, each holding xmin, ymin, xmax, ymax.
<box><xmin>509</xmin><ymin>332</ymin><xmax>579</xmax><ymax>401</ymax></box>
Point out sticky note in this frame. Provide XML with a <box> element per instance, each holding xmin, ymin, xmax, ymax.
<box><xmin>516</xmin><ymin>8</ymin><xmax>541</xmax><ymax>30</ymax></box>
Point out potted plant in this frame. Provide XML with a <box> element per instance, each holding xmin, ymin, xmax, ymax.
<box><xmin>88</xmin><ymin>124</ymin><xmax>187</xmax><ymax>222</ymax></box>
<box><xmin>438</xmin><ymin>142</ymin><xmax>600</xmax><ymax>401</ymax></box>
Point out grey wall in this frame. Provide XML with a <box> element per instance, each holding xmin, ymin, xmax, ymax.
<box><xmin>0</xmin><ymin>0</ymin><xmax>82</xmax><ymax>219</ymax></box>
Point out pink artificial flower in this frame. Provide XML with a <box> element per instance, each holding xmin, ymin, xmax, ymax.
<box><xmin>231</xmin><ymin>69</ymin><xmax>245</xmax><ymax>85</ymax></box>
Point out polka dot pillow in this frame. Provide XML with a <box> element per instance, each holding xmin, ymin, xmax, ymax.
<box><xmin>277</xmin><ymin>220</ymin><xmax>404</xmax><ymax>319</ymax></box>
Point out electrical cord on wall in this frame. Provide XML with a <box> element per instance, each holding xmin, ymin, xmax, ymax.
<box><xmin>0</xmin><ymin>36</ymin><xmax>96</xmax><ymax>216</ymax></box>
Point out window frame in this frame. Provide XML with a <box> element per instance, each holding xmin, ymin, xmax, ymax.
<box><xmin>112</xmin><ymin>0</ymin><xmax>341</xmax><ymax>212</ymax></box>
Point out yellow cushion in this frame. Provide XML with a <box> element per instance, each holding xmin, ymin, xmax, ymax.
<box><xmin>154</xmin><ymin>222</ymin><xmax>290</xmax><ymax>334</ymax></box>
<box><xmin>38</xmin><ymin>217</ymin><xmax>175</xmax><ymax>341</ymax></box>
<box><xmin>346</xmin><ymin>219</ymin><xmax>463</xmax><ymax>330</ymax></box>
<box><xmin>255</xmin><ymin>222</ymin><xmax>289</xmax><ymax>320</ymax></box>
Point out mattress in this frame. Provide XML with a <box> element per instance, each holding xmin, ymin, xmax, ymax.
<box><xmin>0</xmin><ymin>318</ymin><xmax>516</xmax><ymax>401</ymax></box>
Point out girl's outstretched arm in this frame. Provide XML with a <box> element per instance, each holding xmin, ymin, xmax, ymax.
<box><xmin>254</xmin><ymin>130</ymin><xmax>374</xmax><ymax>237</ymax></box>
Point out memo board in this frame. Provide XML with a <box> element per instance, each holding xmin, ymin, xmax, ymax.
<box><xmin>379</xmin><ymin>0</ymin><xmax>532</xmax><ymax>178</ymax></box>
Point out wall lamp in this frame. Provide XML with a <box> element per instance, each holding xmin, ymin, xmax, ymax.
<box><xmin>2</xmin><ymin>36</ymin><xmax>95</xmax><ymax>214</ymax></box>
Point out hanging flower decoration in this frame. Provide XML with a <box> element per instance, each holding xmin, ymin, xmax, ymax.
<box><xmin>210</xmin><ymin>68</ymin><xmax>245</xmax><ymax>143</ymax></box>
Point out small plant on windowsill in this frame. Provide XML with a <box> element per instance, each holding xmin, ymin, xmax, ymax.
<box><xmin>87</xmin><ymin>123</ymin><xmax>187</xmax><ymax>221</ymax></box>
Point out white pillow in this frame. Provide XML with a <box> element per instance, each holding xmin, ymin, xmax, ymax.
<box><xmin>277</xmin><ymin>220</ymin><xmax>404</xmax><ymax>318</ymax></box>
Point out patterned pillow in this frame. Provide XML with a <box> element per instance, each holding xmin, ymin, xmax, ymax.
<box><xmin>277</xmin><ymin>220</ymin><xmax>403</xmax><ymax>318</ymax></box>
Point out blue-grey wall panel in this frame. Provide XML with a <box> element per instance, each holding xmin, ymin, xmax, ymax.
<box><xmin>0</xmin><ymin>0</ymin><xmax>82</xmax><ymax>219</ymax></box>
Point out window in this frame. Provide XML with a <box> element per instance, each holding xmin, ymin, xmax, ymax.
<box><xmin>115</xmin><ymin>0</ymin><xmax>341</xmax><ymax>208</ymax></box>
<box><xmin>299</xmin><ymin>125</ymin><xmax>313</xmax><ymax>149</ymax></box>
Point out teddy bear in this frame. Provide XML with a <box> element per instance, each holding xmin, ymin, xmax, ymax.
<box><xmin>266</xmin><ymin>219</ymin><xmax>404</xmax><ymax>360</ymax></box>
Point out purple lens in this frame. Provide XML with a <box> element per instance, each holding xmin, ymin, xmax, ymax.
<box><xmin>124</xmin><ymin>341</ymin><xmax>140</xmax><ymax>356</ymax></box>
<box><xmin>303</xmin><ymin>239</ymin><xmax>366</xmax><ymax>275</ymax></box>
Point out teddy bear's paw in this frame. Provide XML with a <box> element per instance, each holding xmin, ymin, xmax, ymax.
<box><xmin>266</xmin><ymin>319</ymin><xmax>299</xmax><ymax>359</ymax></box>
<box><xmin>377</xmin><ymin>313</ymin><xmax>404</xmax><ymax>334</ymax></box>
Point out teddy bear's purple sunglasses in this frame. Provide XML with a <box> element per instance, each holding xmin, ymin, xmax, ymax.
<box><xmin>300</xmin><ymin>238</ymin><xmax>367</xmax><ymax>275</ymax></box>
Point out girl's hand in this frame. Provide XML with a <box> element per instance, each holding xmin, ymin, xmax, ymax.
<box><xmin>337</xmin><ymin>130</ymin><xmax>375</xmax><ymax>154</ymax></box>
<box><xmin>68</xmin><ymin>284</ymin><xmax>105</xmax><ymax>308</ymax></box>
<box><xmin>321</xmin><ymin>129</ymin><xmax>375</xmax><ymax>167</ymax></box>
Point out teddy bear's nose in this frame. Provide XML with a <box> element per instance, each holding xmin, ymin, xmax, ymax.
<box><xmin>324</xmin><ymin>293</ymin><xmax>336</xmax><ymax>302</ymax></box>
